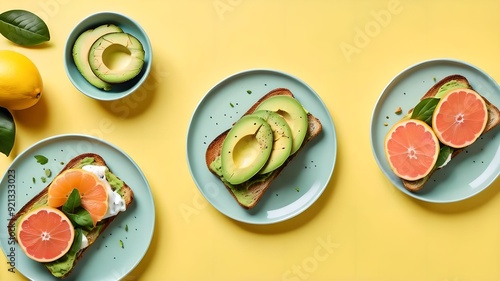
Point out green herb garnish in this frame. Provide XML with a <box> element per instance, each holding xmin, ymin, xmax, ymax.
<box><xmin>435</xmin><ymin>146</ymin><xmax>454</xmax><ymax>168</ymax></box>
<box><xmin>34</xmin><ymin>155</ymin><xmax>48</xmax><ymax>165</ymax></box>
<box><xmin>410</xmin><ymin>98</ymin><xmax>440</xmax><ymax>124</ymax></box>
<box><xmin>62</xmin><ymin>189</ymin><xmax>93</xmax><ymax>229</ymax></box>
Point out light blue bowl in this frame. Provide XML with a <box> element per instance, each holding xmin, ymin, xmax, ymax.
<box><xmin>64</xmin><ymin>11</ymin><xmax>153</xmax><ymax>101</ymax></box>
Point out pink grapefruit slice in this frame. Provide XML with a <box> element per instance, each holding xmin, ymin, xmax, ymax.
<box><xmin>384</xmin><ymin>119</ymin><xmax>440</xmax><ymax>181</ymax></box>
<box><xmin>432</xmin><ymin>88</ymin><xmax>488</xmax><ymax>148</ymax></box>
<box><xmin>16</xmin><ymin>206</ymin><xmax>75</xmax><ymax>262</ymax></box>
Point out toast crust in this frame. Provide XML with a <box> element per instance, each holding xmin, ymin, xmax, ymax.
<box><xmin>8</xmin><ymin>153</ymin><xmax>134</xmax><ymax>278</ymax></box>
<box><xmin>205</xmin><ymin>88</ymin><xmax>322</xmax><ymax>209</ymax></box>
<box><xmin>401</xmin><ymin>75</ymin><xmax>500</xmax><ymax>192</ymax></box>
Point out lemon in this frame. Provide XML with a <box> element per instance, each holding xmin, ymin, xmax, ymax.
<box><xmin>0</xmin><ymin>50</ymin><xmax>43</xmax><ymax>110</ymax></box>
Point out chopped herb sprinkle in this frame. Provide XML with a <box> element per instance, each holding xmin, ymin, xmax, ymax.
<box><xmin>34</xmin><ymin>155</ymin><xmax>48</xmax><ymax>165</ymax></box>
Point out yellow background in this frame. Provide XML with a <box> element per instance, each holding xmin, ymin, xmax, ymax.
<box><xmin>1</xmin><ymin>0</ymin><xmax>500</xmax><ymax>280</ymax></box>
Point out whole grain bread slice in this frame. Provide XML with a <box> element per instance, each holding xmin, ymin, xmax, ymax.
<box><xmin>205</xmin><ymin>88</ymin><xmax>323</xmax><ymax>209</ymax></box>
<box><xmin>402</xmin><ymin>75</ymin><xmax>500</xmax><ymax>192</ymax></box>
<box><xmin>8</xmin><ymin>153</ymin><xmax>134</xmax><ymax>278</ymax></box>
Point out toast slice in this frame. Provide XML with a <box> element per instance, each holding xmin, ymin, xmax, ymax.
<box><xmin>402</xmin><ymin>75</ymin><xmax>500</xmax><ymax>192</ymax></box>
<box><xmin>205</xmin><ymin>88</ymin><xmax>323</xmax><ymax>209</ymax></box>
<box><xmin>8</xmin><ymin>153</ymin><xmax>134</xmax><ymax>278</ymax></box>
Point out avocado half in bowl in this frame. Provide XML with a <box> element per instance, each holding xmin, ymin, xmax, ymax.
<box><xmin>64</xmin><ymin>11</ymin><xmax>153</xmax><ymax>101</ymax></box>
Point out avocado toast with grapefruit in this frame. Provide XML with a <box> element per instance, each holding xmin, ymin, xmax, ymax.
<box><xmin>8</xmin><ymin>153</ymin><xmax>134</xmax><ymax>278</ymax></box>
<box><xmin>206</xmin><ymin>88</ymin><xmax>323</xmax><ymax>209</ymax></box>
<box><xmin>384</xmin><ymin>74</ymin><xmax>500</xmax><ymax>192</ymax></box>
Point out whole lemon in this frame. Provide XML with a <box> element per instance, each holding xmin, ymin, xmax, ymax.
<box><xmin>0</xmin><ymin>50</ymin><xmax>43</xmax><ymax>110</ymax></box>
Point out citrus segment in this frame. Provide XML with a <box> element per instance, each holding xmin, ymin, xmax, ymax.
<box><xmin>16</xmin><ymin>206</ymin><xmax>75</xmax><ymax>262</ymax></box>
<box><xmin>384</xmin><ymin>119</ymin><xmax>440</xmax><ymax>181</ymax></box>
<box><xmin>432</xmin><ymin>89</ymin><xmax>488</xmax><ymax>148</ymax></box>
<box><xmin>48</xmin><ymin>169</ymin><xmax>108</xmax><ymax>226</ymax></box>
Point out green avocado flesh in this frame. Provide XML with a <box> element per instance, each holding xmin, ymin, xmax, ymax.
<box><xmin>14</xmin><ymin>157</ymin><xmax>124</xmax><ymax>278</ymax></box>
<box><xmin>435</xmin><ymin>80</ymin><xmax>469</xmax><ymax>99</ymax></box>
<box><xmin>251</xmin><ymin>110</ymin><xmax>293</xmax><ymax>174</ymax></box>
<box><xmin>221</xmin><ymin>115</ymin><xmax>273</xmax><ymax>185</ymax></box>
<box><xmin>254</xmin><ymin>95</ymin><xmax>308</xmax><ymax>155</ymax></box>
<box><xmin>72</xmin><ymin>24</ymin><xmax>123</xmax><ymax>91</ymax></box>
<box><xmin>89</xmin><ymin>32</ymin><xmax>145</xmax><ymax>84</ymax></box>
<box><xmin>210</xmin><ymin>155</ymin><xmax>273</xmax><ymax>206</ymax></box>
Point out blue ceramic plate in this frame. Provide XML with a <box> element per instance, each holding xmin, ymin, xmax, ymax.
<box><xmin>371</xmin><ymin>59</ymin><xmax>500</xmax><ymax>203</ymax></box>
<box><xmin>187</xmin><ymin>69</ymin><xmax>336</xmax><ymax>224</ymax></box>
<box><xmin>0</xmin><ymin>135</ymin><xmax>154</xmax><ymax>280</ymax></box>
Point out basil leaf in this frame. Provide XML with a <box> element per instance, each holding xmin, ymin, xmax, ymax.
<box><xmin>67</xmin><ymin>228</ymin><xmax>82</xmax><ymax>256</ymax></box>
<box><xmin>62</xmin><ymin>189</ymin><xmax>81</xmax><ymax>214</ymax></box>
<box><xmin>34</xmin><ymin>154</ymin><xmax>48</xmax><ymax>164</ymax></box>
<box><xmin>66</xmin><ymin>208</ymin><xmax>94</xmax><ymax>229</ymax></box>
<box><xmin>435</xmin><ymin>145</ymin><xmax>453</xmax><ymax>168</ymax></box>
<box><xmin>410</xmin><ymin>98</ymin><xmax>440</xmax><ymax>124</ymax></box>
<box><xmin>0</xmin><ymin>10</ymin><xmax>50</xmax><ymax>46</ymax></box>
<box><xmin>0</xmin><ymin>107</ymin><xmax>15</xmax><ymax>156</ymax></box>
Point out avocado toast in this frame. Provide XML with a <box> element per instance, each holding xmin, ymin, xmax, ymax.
<box><xmin>205</xmin><ymin>88</ymin><xmax>323</xmax><ymax>209</ymax></box>
<box><xmin>8</xmin><ymin>153</ymin><xmax>134</xmax><ymax>278</ymax></box>
<box><xmin>391</xmin><ymin>75</ymin><xmax>500</xmax><ymax>192</ymax></box>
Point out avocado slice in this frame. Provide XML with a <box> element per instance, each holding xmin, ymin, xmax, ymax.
<box><xmin>72</xmin><ymin>24</ymin><xmax>123</xmax><ymax>91</ymax></box>
<box><xmin>251</xmin><ymin>110</ymin><xmax>293</xmax><ymax>174</ymax></box>
<box><xmin>255</xmin><ymin>95</ymin><xmax>308</xmax><ymax>155</ymax></box>
<box><xmin>221</xmin><ymin>115</ymin><xmax>273</xmax><ymax>185</ymax></box>
<box><xmin>89</xmin><ymin>32</ymin><xmax>145</xmax><ymax>84</ymax></box>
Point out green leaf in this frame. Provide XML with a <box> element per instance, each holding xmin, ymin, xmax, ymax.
<box><xmin>66</xmin><ymin>208</ymin><xmax>94</xmax><ymax>229</ymax></box>
<box><xmin>62</xmin><ymin>189</ymin><xmax>81</xmax><ymax>214</ymax></box>
<box><xmin>0</xmin><ymin>10</ymin><xmax>50</xmax><ymax>46</ymax></box>
<box><xmin>0</xmin><ymin>107</ymin><xmax>15</xmax><ymax>156</ymax></box>
<box><xmin>67</xmin><ymin>228</ymin><xmax>82</xmax><ymax>256</ymax></box>
<box><xmin>435</xmin><ymin>145</ymin><xmax>453</xmax><ymax>168</ymax></box>
<box><xmin>62</xmin><ymin>189</ymin><xmax>94</xmax><ymax>228</ymax></box>
<box><xmin>410</xmin><ymin>98</ymin><xmax>440</xmax><ymax>124</ymax></box>
<box><xmin>34</xmin><ymin>154</ymin><xmax>48</xmax><ymax>164</ymax></box>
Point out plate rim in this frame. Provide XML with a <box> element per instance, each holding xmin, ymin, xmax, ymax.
<box><xmin>0</xmin><ymin>133</ymin><xmax>155</xmax><ymax>280</ymax></box>
<box><xmin>370</xmin><ymin>58</ymin><xmax>500</xmax><ymax>203</ymax></box>
<box><xmin>186</xmin><ymin>68</ymin><xmax>337</xmax><ymax>224</ymax></box>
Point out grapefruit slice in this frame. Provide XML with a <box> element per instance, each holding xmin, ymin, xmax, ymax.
<box><xmin>432</xmin><ymin>88</ymin><xmax>488</xmax><ymax>148</ymax></box>
<box><xmin>48</xmin><ymin>169</ymin><xmax>108</xmax><ymax>226</ymax></box>
<box><xmin>16</xmin><ymin>206</ymin><xmax>75</xmax><ymax>262</ymax></box>
<box><xmin>384</xmin><ymin>119</ymin><xmax>440</xmax><ymax>181</ymax></box>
